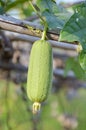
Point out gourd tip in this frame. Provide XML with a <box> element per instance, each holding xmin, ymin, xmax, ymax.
<box><xmin>32</xmin><ymin>102</ymin><xmax>41</xmax><ymax>114</ymax></box>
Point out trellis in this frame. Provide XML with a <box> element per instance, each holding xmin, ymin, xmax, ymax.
<box><xmin>0</xmin><ymin>14</ymin><xmax>85</xmax><ymax>88</ymax></box>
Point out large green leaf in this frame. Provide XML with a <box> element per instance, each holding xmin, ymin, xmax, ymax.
<box><xmin>37</xmin><ymin>0</ymin><xmax>66</xmax><ymax>14</ymax></box>
<box><xmin>36</xmin><ymin>0</ymin><xmax>71</xmax><ymax>30</ymax></box>
<box><xmin>64</xmin><ymin>57</ymin><xmax>85</xmax><ymax>80</ymax></box>
<box><xmin>42</xmin><ymin>10</ymin><xmax>64</xmax><ymax>29</ymax></box>
<box><xmin>59</xmin><ymin>3</ymin><xmax>86</xmax><ymax>51</ymax></box>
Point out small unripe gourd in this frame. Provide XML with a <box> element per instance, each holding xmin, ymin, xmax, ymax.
<box><xmin>27</xmin><ymin>40</ymin><xmax>53</xmax><ymax>114</ymax></box>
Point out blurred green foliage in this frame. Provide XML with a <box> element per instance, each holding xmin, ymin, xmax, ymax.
<box><xmin>0</xmin><ymin>0</ymin><xmax>34</xmax><ymax>17</ymax></box>
<box><xmin>64</xmin><ymin>57</ymin><xmax>85</xmax><ymax>80</ymax></box>
<box><xmin>0</xmin><ymin>80</ymin><xmax>62</xmax><ymax>130</ymax></box>
<box><xmin>0</xmin><ymin>80</ymin><xmax>86</xmax><ymax>130</ymax></box>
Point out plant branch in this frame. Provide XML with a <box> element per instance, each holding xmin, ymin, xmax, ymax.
<box><xmin>0</xmin><ymin>15</ymin><xmax>59</xmax><ymax>41</ymax></box>
<box><xmin>0</xmin><ymin>15</ymin><xmax>79</xmax><ymax>52</ymax></box>
<box><xmin>0</xmin><ymin>15</ymin><xmax>78</xmax><ymax>45</ymax></box>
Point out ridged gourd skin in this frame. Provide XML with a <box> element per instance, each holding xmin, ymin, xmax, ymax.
<box><xmin>27</xmin><ymin>40</ymin><xmax>52</xmax><ymax>113</ymax></box>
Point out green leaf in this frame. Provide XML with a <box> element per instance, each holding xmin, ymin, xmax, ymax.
<box><xmin>72</xmin><ymin>59</ymin><xmax>85</xmax><ymax>79</ymax></box>
<box><xmin>42</xmin><ymin>10</ymin><xmax>64</xmax><ymax>29</ymax></box>
<box><xmin>64</xmin><ymin>57</ymin><xmax>74</xmax><ymax>77</ymax></box>
<box><xmin>21</xmin><ymin>4</ymin><xmax>33</xmax><ymax>17</ymax></box>
<box><xmin>59</xmin><ymin>3</ymin><xmax>86</xmax><ymax>50</ymax></box>
<box><xmin>36</xmin><ymin>0</ymin><xmax>71</xmax><ymax>30</ymax></box>
<box><xmin>64</xmin><ymin>57</ymin><xmax>85</xmax><ymax>79</ymax></box>
<box><xmin>79</xmin><ymin>51</ymin><xmax>86</xmax><ymax>72</ymax></box>
<box><xmin>0</xmin><ymin>0</ymin><xmax>4</xmax><ymax>6</ymax></box>
<box><xmin>5</xmin><ymin>0</ymin><xmax>28</xmax><ymax>11</ymax></box>
<box><xmin>37</xmin><ymin>0</ymin><xmax>66</xmax><ymax>14</ymax></box>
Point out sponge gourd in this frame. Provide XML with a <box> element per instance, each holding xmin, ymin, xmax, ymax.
<box><xmin>27</xmin><ymin>40</ymin><xmax>52</xmax><ymax>114</ymax></box>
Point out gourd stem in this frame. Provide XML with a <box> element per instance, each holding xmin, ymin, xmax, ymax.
<box><xmin>41</xmin><ymin>23</ymin><xmax>48</xmax><ymax>40</ymax></box>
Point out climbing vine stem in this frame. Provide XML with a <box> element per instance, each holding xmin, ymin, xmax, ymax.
<box><xmin>29</xmin><ymin>1</ymin><xmax>45</xmax><ymax>23</ymax></box>
<box><xmin>28</xmin><ymin>0</ymin><xmax>48</xmax><ymax>40</ymax></box>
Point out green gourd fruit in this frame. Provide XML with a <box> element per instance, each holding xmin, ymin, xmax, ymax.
<box><xmin>27</xmin><ymin>40</ymin><xmax>53</xmax><ymax>114</ymax></box>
